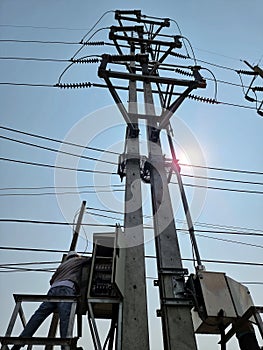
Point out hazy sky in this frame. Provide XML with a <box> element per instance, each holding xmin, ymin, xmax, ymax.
<box><xmin>0</xmin><ymin>1</ymin><xmax>262</xmax><ymax>349</ymax></box>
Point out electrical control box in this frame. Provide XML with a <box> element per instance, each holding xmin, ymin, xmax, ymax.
<box><xmin>87</xmin><ymin>229</ymin><xmax>124</xmax><ymax>318</ymax></box>
<box><xmin>187</xmin><ymin>271</ymin><xmax>254</xmax><ymax>334</ymax></box>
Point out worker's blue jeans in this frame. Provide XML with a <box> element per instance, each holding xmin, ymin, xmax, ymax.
<box><xmin>19</xmin><ymin>286</ymin><xmax>76</xmax><ymax>339</ymax></box>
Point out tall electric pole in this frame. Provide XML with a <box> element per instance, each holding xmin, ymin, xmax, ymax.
<box><xmin>121</xmin><ymin>45</ymin><xmax>150</xmax><ymax>349</ymax></box>
<box><xmin>98</xmin><ymin>10</ymin><xmax>206</xmax><ymax>349</ymax></box>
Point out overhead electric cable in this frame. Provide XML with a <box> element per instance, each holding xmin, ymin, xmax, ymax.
<box><xmin>0</xmin><ymin>38</ymin><xmax>246</xmax><ymax>73</ymax></box>
<box><xmin>0</xmin><ymin>261</ymin><xmax>60</xmax><ymax>267</ymax></box>
<box><xmin>0</xmin><ymin>246</ymin><xmax>92</xmax><ymax>255</ymax></box>
<box><xmin>58</xmin><ymin>27</ymin><xmax>109</xmax><ymax>83</ymax></box>
<box><xmin>179</xmin><ymin>162</ymin><xmax>263</xmax><ymax>176</ymax></box>
<box><xmin>0</xmin><ymin>56</ymin><xmax>70</xmax><ymax>62</ymax></box>
<box><xmin>0</xmin><ymin>219</ymin><xmax>116</xmax><ymax>227</ymax></box>
<box><xmin>0</xmin><ymin>218</ymin><xmax>262</xmax><ymax>237</ymax></box>
<box><xmin>2</xmin><ymin>125</ymin><xmax>262</xmax><ymax>176</ymax></box>
<box><xmin>194</xmin><ymin>47</ymin><xmax>242</xmax><ymax>62</ymax></box>
<box><xmin>0</xmin><ymin>24</ymin><xmax>91</xmax><ymax>31</ymax></box>
<box><xmin>170</xmin><ymin>180</ymin><xmax>263</xmax><ymax>195</ymax></box>
<box><xmin>0</xmin><ymin>82</ymin><xmax>54</xmax><ymax>87</ymax></box>
<box><xmin>193</xmin><ymin>232</ymin><xmax>263</xmax><ymax>249</ymax></box>
<box><xmin>0</xmin><ymin>189</ymin><xmax>125</xmax><ymax>197</ymax></box>
<box><xmin>0</xmin><ymin>156</ymin><xmax>116</xmax><ymax>175</ymax></box>
<box><xmin>145</xmin><ymin>255</ymin><xmax>263</xmax><ymax>267</ymax></box>
<box><xmin>1</xmin><ymin>156</ymin><xmax>262</xmax><ymax>194</ymax></box>
<box><xmin>181</xmin><ymin>173</ymin><xmax>263</xmax><ymax>186</ymax></box>
<box><xmin>0</xmin><ymin>80</ymin><xmax>258</xmax><ymax>110</ymax></box>
<box><xmin>0</xmin><ymin>184</ymin><xmax>124</xmax><ymax>191</ymax></box>
<box><xmin>0</xmin><ymin>247</ymin><xmax>262</xmax><ymax>268</ymax></box>
<box><xmin>0</xmin><ymin>39</ymin><xmax>79</xmax><ymax>44</ymax></box>
<box><xmin>1</xmin><ymin>135</ymin><xmax>262</xmax><ymax>186</ymax></box>
<box><xmin>0</xmin><ymin>125</ymin><xmax>119</xmax><ymax>155</ymax></box>
<box><xmin>0</xmin><ymin>135</ymin><xmax>118</xmax><ymax>165</ymax></box>
<box><xmin>0</xmin><ymin>267</ymin><xmax>50</xmax><ymax>274</ymax></box>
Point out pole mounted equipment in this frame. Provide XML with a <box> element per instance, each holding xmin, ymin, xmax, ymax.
<box><xmin>98</xmin><ymin>9</ymin><xmax>207</xmax><ymax>350</ymax></box>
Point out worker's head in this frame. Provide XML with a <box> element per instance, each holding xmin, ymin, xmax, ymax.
<box><xmin>66</xmin><ymin>251</ymin><xmax>79</xmax><ymax>260</ymax></box>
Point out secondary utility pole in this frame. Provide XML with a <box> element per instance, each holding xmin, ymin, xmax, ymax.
<box><xmin>98</xmin><ymin>10</ymin><xmax>206</xmax><ymax>349</ymax></box>
<box><xmin>46</xmin><ymin>200</ymin><xmax>86</xmax><ymax>350</ymax></box>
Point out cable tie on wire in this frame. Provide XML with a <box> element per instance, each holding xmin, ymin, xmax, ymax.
<box><xmin>175</xmin><ymin>68</ymin><xmax>193</xmax><ymax>77</ymax></box>
<box><xmin>70</xmin><ymin>58</ymin><xmax>101</xmax><ymax>64</ymax></box>
<box><xmin>55</xmin><ymin>82</ymin><xmax>93</xmax><ymax>89</ymax></box>
<box><xmin>236</xmin><ymin>70</ymin><xmax>257</xmax><ymax>76</ymax></box>
<box><xmin>80</xmin><ymin>40</ymin><xmax>105</xmax><ymax>46</ymax></box>
<box><xmin>252</xmin><ymin>86</ymin><xmax>263</xmax><ymax>92</ymax></box>
<box><xmin>188</xmin><ymin>94</ymin><xmax>219</xmax><ymax>104</ymax></box>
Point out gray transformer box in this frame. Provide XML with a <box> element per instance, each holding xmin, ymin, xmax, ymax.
<box><xmin>189</xmin><ymin>271</ymin><xmax>254</xmax><ymax>334</ymax></box>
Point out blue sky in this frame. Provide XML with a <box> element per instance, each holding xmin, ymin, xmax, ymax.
<box><xmin>0</xmin><ymin>1</ymin><xmax>262</xmax><ymax>349</ymax></box>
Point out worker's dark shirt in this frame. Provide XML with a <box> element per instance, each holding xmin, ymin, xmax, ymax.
<box><xmin>49</xmin><ymin>257</ymin><xmax>90</xmax><ymax>291</ymax></box>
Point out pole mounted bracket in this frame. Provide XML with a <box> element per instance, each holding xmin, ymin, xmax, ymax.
<box><xmin>117</xmin><ymin>155</ymin><xmax>152</xmax><ymax>183</ymax></box>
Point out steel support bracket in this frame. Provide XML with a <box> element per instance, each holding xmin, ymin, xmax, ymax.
<box><xmin>159</xmin><ymin>268</ymin><xmax>188</xmax><ymax>275</ymax></box>
<box><xmin>161</xmin><ymin>297</ymin><xmax>193</xmax><ymax>307</ymax></box>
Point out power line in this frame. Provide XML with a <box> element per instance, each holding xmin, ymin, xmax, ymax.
<box><xmin>0</xmin><ymin>217</ymin><xmax>262</xmax><ymax>237</ymax></box>
<box><xmin>0</xmin><ymin>82</ymin><xmax>54</xmax><ymax>87</ymax></box>
<box><xmin>0</xmin><ymin>268</ymin><xmax>55</xmax><ymax>273</ymax></box>
<box><xmin>0</xmin><ymin>245</ymin><xmax>262</xmax><ymax>269</ymax></box>
<box><xmin>0</xmin><ymin>39</ymin><xmax>79</xmax><ymax>45</ymax></box>
<box><xmin>87</xmin><ymin>207</ymin><xmax>263</xmax><ymax>234</ymax></box>
<box><xmin>0</xmin><ymin>24</ymin><xmax>90</xmax><ymax>31</ymax></box>
<box><xmin>181</xmin><ymin>173</ymin><xmax>263</xmax><ymax>186</ymax></box>
<box><xmin>0</xmin><ymin>56</ymin><xmax>101</xmax><ymax>63</ymax></box>
<box><xmin>1</xmin><ymin>202</ymin><xmax>260</xmax><ymax>236</ymax></box>
<box><xmin>146</xmin><ymin>276</ymin><xmax>263</xmax><ymax>286</ymax></box>
<box><xmin>85</xmin><ymin>212</ymin><xmax>263</xmax><ymax>248</ymax></box>
<box><xmin>0</xmin><ymin>184</ymin><xmax>124</xmax><ymax>191</ymax></box>
<box><xmin>145</xmin><ymin>255</ymin><xmax>263</xmax><ymax>267</ymax></box>
<box><xmin>171</xmin><ymin>180</ymin><xmax>263</xmax><ymax>195</ymax></box>
<box><xmin>0</xmin><ymin>219</ymin><xmax>116</xmax><ymax>227</ymax></box>
<box><xmin>0</xmin><ymin>10</ymin><xmax>114</xmax><ymax>33</ymax></box>
<box><xmin>0</xmin><ymin>189</ymin><xmax>125</xmax><ymax>197</ymax></box>
<box><xmin>0</xmin><ymin>56</ymin><xmax>69</xmax><ymax>62</ymax></box>
<box><xmin>1</xmin><ymin>135</ymin><xmax>262</xmax><ymax>187</ymax></box>
<box><xmin>0</xmin><ymin>246</ymin><xmax>91</xmax><ymax>254</ymax></box>
<box><xmin>1</xmin><ymin>124</ymin><xmax>262</xmax><ymax>175</ymax></box>
<box><xmin>0</xmin><ymin>125</ymin><xmax>119</xmax><ymax>155</ymax></box>
<box><xmin>0</xmin><ymin>80</ymin><xmax>258</xmax><ymax>110</ymax></box>
<box><xmin>0</xmin><ymin>156</ymin><xmax>116</xmax><ymax>175</ymax></box>
<box><xmin>0</xmin><ymin>38</ymin><xmax>245</xmax><ymax>79</ymax></box>
<box><xmin>0</xmin><ymin>135</ymin><xmax>118</xmax><ymax>165</ymax></box>
<box><xmin>193</xmin><ymin>232</ymin><xmax>263</xmax><ymax>249</ymax></box>
<box><xmin>194</xmin><ymin>47</ymin><xmax>242</xmax><ymax>62</ymax></box>
<box><xmin>180</xmin><ymin>162</ymin><xmax>263</xmax><ymax>176</ymax></box>
<box><xmin>1</xmin><ymin>156</ymin><xmax>262</xmax><ymax>194</ymax></box>
<box><xmin>0</xmin><ymin>261</ymin><xmax>60</xmax><ymax>267</ymax></box>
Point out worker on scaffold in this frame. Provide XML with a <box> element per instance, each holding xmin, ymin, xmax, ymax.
<box><xmin>11</xmin><ymin>251</ymin><xmax>90</xmax><ymax>350</ymax></box>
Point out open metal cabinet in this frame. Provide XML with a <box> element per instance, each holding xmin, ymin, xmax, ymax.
<box><xmin>85</xmin><ymin>225</ymin><xmax>124</xmax><ymax>350</ymax></box>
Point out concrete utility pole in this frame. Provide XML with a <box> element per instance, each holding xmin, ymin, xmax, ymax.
<box><xmin>121</xmin><ymin>46</ymin><xmax>150</xmax><ymax>350</ymax></box>
<box><xmin>144</xmin><ymin>81</ymin><xmax>198</xmax><ymax>350</ymax></box>
<box><xmin>98</xmin><ymin>10</ymin><xmax>206</xmax><ymax>349</ymax></box>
